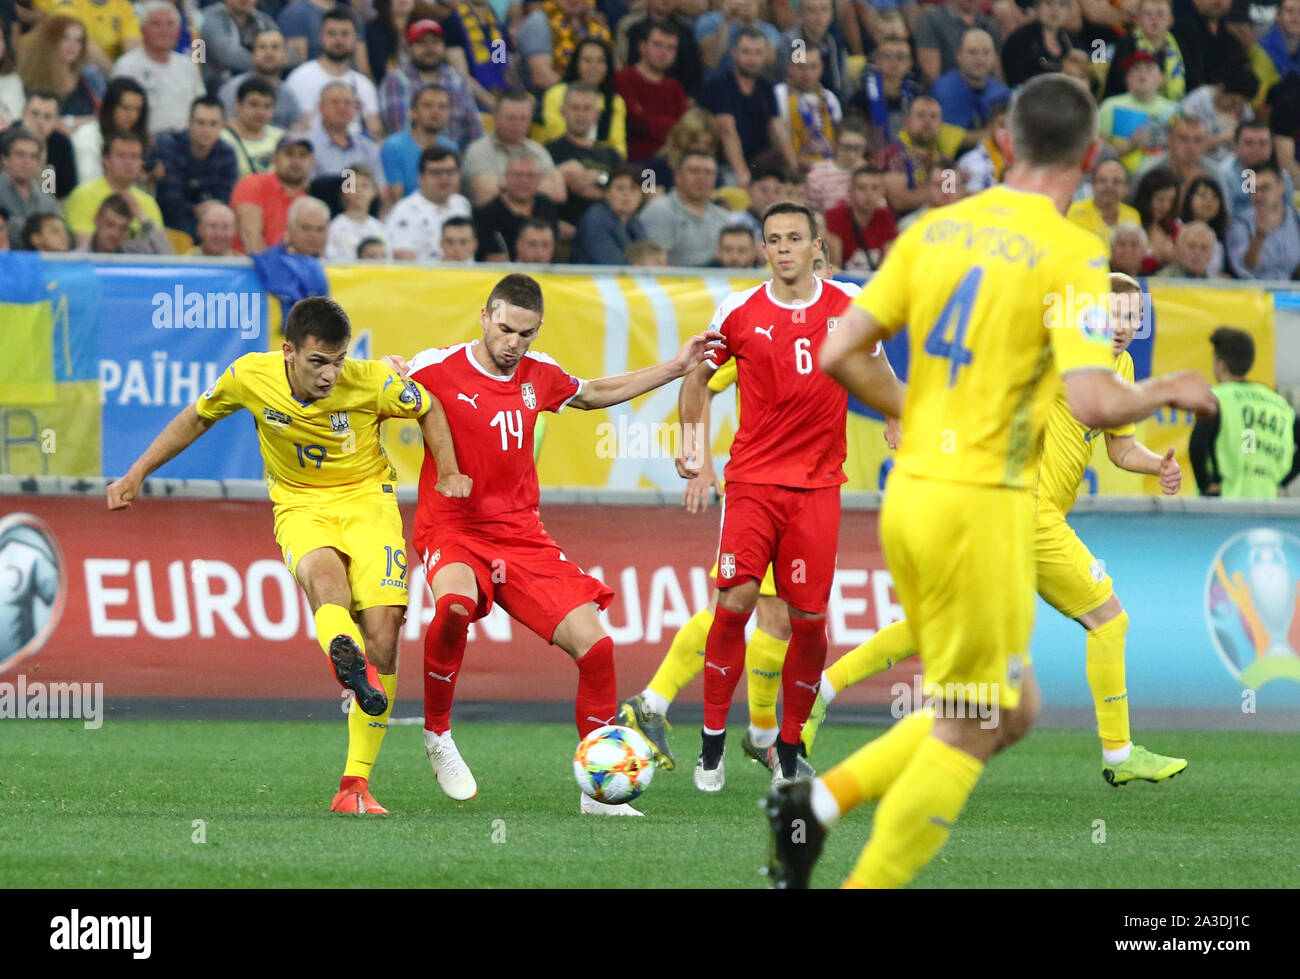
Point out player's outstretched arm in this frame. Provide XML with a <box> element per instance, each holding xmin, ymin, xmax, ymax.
<box><xmin>820</xmin><ymin>306</ymin><xmax>906</xmax><ymax>420</ymax></box>
<box><xmin>417</xmin><ymin>394</ymin><xmax>472</xmax><ymax>499</ymax></box>
<box><xmin>675</xmin><ymin>361</ymin><xmax>713</xmax><ymax>479</ymax></box>
<box><xmin>570</xmin><ymin>329</ymin><xmax>724</xmax><ymax>412</ymax></box>
<box><xmin>1065</xmin><ymin>369</ymin><xmax>1218</xmax><ymax>432</ymax></box>
<box><xmin>106</xmin><ymin>407</ymin><xmax>215</xmax><ymax>510</ymax></box>
<box><xmin>683</xmin><ymin>385</ymin><xmax>722</xmax><ymax>512</ymax></box>
<box><xmin>1106</xmin><ymin>435</ymin><xmax>1181</xmax><ymax>494</ymax></box>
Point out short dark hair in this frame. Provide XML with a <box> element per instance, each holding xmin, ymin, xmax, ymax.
<box><xmin>850</xmin><ymin>164</ymin><xmax>885</xmax><ymax>180</ymax></box>
<box><xmin>486</xmin><ymin>273</ymin><xmax>544</xmax><ymax>318</ymax></box>
<box><xmin>496</xmin><ymin>89</ymin><xmax>534</xmax><ymax>110</ymax></box>
<box><xmin>608</xmin><ymin>164</ymin><xmax>643</xmax><ymax>190</ymax></box>
<box><xmin>750</xmin><ymin>164</ymin><xmax>787</xmax><ymax>185</ymax></box>
<box><xmin>441</xmin><ymin>215</ymin><xmax>474</xmax><ymax>235</ymax></box>
<box><xmin>518</xmin><ymin>217</ymin><xmax>554</xmax><ymax>237</ymax></box>
<box><xmin>2</xmin><ymin>126</ymin><xmax>42</xmax><ymax>158</ymax></box>
<box><xmin>96</xmin><ymin>194</ymin><xmax>134</xmax><ymax>222</ymax></box>
<box><xmin>1210</xmin><ymin>326</ymin><xmax>1255</xmax><ymax>376</ymax></box>
<box><xmin>676</xmin><ymin>150</ymin><xmax>715</xmax><ymax>172</ymax></box>
<box><xmin>719</xmin><ymin>225</ymin><xmax>754</xmax><ymax>243</ymax></box>
<box><xmin>103</xmin><ymin>131</ymin><xmax>146</xmax><ymax>156</ymax></box>
<box><xmin>1009</xmin><ymin>74</ymin><xmax>1096</xmax><ymax>168</ymax></box>
<box><xmin>190</xmin><ymin>94</ymin><xmax>224</xmax><ymax>118</ymax></box>
<box><xmin>761</xmin><ymin>201</ymin><xmax>817</xmax><ymax>238</ymax></box>
<box><xmin>285</xmin><ymin>296</ymin><xmax>352</xmax><ymax>348</ymax></box>
<box><xmin>1250</xmin><ymin>161</ymin><xmax>1282</xmax><ymax>182</ymax></box>
<box><xmin>22</xmin><ymin>212</ymin><xmax>65</xmax><ymax>249</ymax></box>
<box><xmin>412</xmin><ymin>83</ymin><xmax>448</xmax><ymax>110</ymax></box>
<box><xmin>1235</xmin><ymin>119</ymin><xmax>1272</xmax><ymax>143</ymax></box>
<box><xmin>25</xmin><ymin>90</ymin><xmax>59</xmax><ymax>108</ymax></box>
<box><xmin>356</xmin><ymin>236</ymin><xmax>385</xmax><ymax>257</ymax></box>
<box><xmin>733</xmin><ymin>25</ymin><xmax>767</xmax><ymax>47</ymax></box>
<box><xmin>419</xmin><ymin>145</ymin><xmax>458</xmax><ymax>173</ymax></box>
<box><xmin>645</xmin><ymin>20</ymin><xmax>680</xmax><ymax>42</ymax></box>
<box><xmin>321</xmin><ymin>8</ymin><xmax>357</xmax><ymax>31</ymax></box>
<box><xmin>237</xmin><ymin>76</ymin><xmax>276</xmax><ymax>103</ymax></box>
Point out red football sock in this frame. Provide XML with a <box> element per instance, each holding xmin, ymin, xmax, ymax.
<box><xmin>574</xmin><ymin>636</ymin><xmax>617</xmax><ymax>738</ymax></box>
<box><xmin>702</xmin><ymin>604</ymin><xmax>749</xmax><ymax>731</ymax></box>
<box><xmin>780</xmin><ymin>616</ymin><xmax>829</xmax><ymax>744</ymax></box>
<box><xmin>423</xmin><ymin>593</ymin><xmax>474</xmax><ymax>734</ymax></box>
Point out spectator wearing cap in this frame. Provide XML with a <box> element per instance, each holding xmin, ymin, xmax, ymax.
<box><xmin>283</xmin><ymin>10</ymin><xmax>381</xmax><ymax>137</ymax></box>
<box><xmin>155</xmin><ymin>96</ymin><xmax>239</xmax><ymax>239</ymax></box>
<box><xmin>231</xmin><ymin>131</ymin><xmax>313</xmax><ymax>254</ymax></box>
<box><xmin>386</xmin><ymin>145</ymin><xmax>472</xmax><ymax>262</ymax></box>
<box><xmin>1105</xmin><ymin>0</ymin><xmax>1187</xmax><ymax>101</ymax></box>
<box><xmin>200</xmin><ymin>0</ymin><xmax>294</xmax><ymax>93</ymax></box>
<box><xmin>1217</xmin><ymin>120</ymin><xmax>1294</xmax><ymax>219</ymax></box>
<box><xmin>1171</xmin><ymin>0</ymin><xmax>1251</xmax><ymax>93</ymax></box>
<box><xmin>915</xmin><ymin>0</ymin><xmax>1002</xmax><ymax>84</ymax></box>
<box><xmin>253</xmin><ymin>195</ymin><xmax>331</xmax><ymax>322</ymax></box>
<box><xmin>380</xmin><ymin>85</ymin><xmax>460</xmax><ymax>200</ymax></box>
<box><xmin>1179</xmin><ymin>70</ymin><xmax>1259</xmax><ymax>162</ymax></box>
<box><xmin>1099</xmin><ymin>50</ymin><xmax>1179</xmax><ymax>172</ymax></box>
<box><xmin>931</xmin><ymin>28</ymin><xmax>1011</xmax><ymax>148</ymax></box>
<box><xmin>218</xmin><ymin>30</ymin><xmax>304</xmax><ymax>132</ymax></box>
<box><xmin>0</xmin><ymin>127</ymin><xmax>60</xmax><ymax>249</ymax></box>
<box><xmin>1226</xmin><ymin>161</ymin><xmax>1300</xmax><ymax>278</ymax></box>
<box><xmin>221</xmin><ymin>76</ymin><xmax>286</xmax><ymax>179</ymax></box>
<box><xmin>307</xmin><ymin>83</ymin><xmax>389</xmax><ymax>201</ymax></box>
<box><xmin>516</xmin><ymin>0</ymin><xmax>613</xmax><ymax>94</ymax></box>
<box><xmin>378</xmin><ymin>19</ymin><xmax>481</xmax><ymax>148</ymax></box>
<box><xmin>1000</xmin><ymin>0</ymin><xmax>1076</xmax><ymax>88</ymax></box>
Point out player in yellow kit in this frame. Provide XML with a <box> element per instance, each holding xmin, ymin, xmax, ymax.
<box><xmin>107</xmin><ymin>297</ymin><xmax>470</xmax><ymax>814</ymax></box>
<box><xmin>802</xmin><ymin>274</ymin><xmax>1188</xmax><ymax>786</ymax></box>
<box><xmin>764</xmin><ymin>74</ymin><xmax>1217</xmax><ymax>888</ymax></box>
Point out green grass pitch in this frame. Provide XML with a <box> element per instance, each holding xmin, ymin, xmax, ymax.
<box><xmin>3</xmin><ymin>719</ymin><xmax>1297</xmax><ymax>888</ymax></box>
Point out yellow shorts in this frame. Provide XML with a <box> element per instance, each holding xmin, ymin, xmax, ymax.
<box><xmin>274</xmin><ymin>499</ymin><xmax>409</xmax><ymax>613</ymax></box>
<box><xmin>1034</xmin><ymin>505</ymin><xmax>1112</xmax><ymax>620</ymax></box>
<box><xmin>710</xmin><ymin>559</ymin><xmax>778</xmax><ymax>597</ymax></box>
<box><xmin>880</xmin><ymin>470</ymin><xmax>1035</xmax><ymax>711</ymax></box>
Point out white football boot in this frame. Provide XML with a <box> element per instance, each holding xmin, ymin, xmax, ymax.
<box><xmin>693</xmin><ymin>755</ymin><xmax>726</xmax><ymax>792</ymax></box>
<box><xmin>425</xmin><ymin>730</ymin><xmax>478</xmax><ymax>800</ymax></box>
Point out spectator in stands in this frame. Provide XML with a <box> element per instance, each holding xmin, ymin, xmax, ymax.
<box><xmin>18</xmin><ymin>16</ymin><xmax>105</xmax><ymax>133</ymax></box>
<box><xmin>514</xmin><ymin>216</ymin><xmax>556</xmax><ymax>263</ymax></box>
<box><xmin>43</xmin><ymin>0</ymin><xmax>141</xmax><ymax>71</ymax></box>
<box><xmin>545</xmin><ymin>82</ymin><xmax>622</xmax><ymax>239</ymax></box>
<box><xmin>774</xmin><ymin>46</ymin><xmax>842</xmax><ymax>169</ymax></box>
<box><xmin>779</xmin><ymin>0</ymin><xmax>848</xmax><ymax>97</ymax></box>
<box><xmin>649</xmin><ymin>107</ymin><xmax>720</xmax><ymax>192</ymax></box>
<box><xmin>326</xmin><ymin>163</ymin><xmax>389</xmax><ymax>259</ymax></box>
<box><xmin>231</xmin><ymin>132</ymin><xmax>312</xmax><ymax>253</ymax></box>
<box><xmin>616</xmin><ymin>21</ymin><xmax>689</xmax><ymax>164</ymax></box>
<box><xmin>1060</xmin><ymin>49</ymin><xmax>1104</xmax><ymax>103</ymax></box>
<box><xmin>696</xmin><ymin>0</ymin><xmax>781</xmax><ymax>75</ymax></box>
<box><xmin>1259</xmin><ymin>0</ymin><xmax>1300</xmax><ymax>80</ymax></box>
<box><xmin>625</xmin><ymin>239</ymin><xmax>668</xmax><ymax>265</ymax></box>
<box><xmin>639</xmin><ymin>150</ymin><xmax>731</xmax><ymax>266</ymax></box>
<box><xmin>253</xmin><ymin>195</ymin><xmax>330</xmax><ymax>319</ymax></box>
<box><xmin>931</xmin><ymin>28</ymin><xmax>1010</xmax><ymax>149</ymax></box>
<box><xmin>64</xmin><ymin>131</ymin><xmax>166</xmax><ymax>246</ymax></box>
<box><xmin>1135</xmin><ymin>113</ymin><xmax>1214</xmax><ymax>192</ymax></box>
<box><xmin>711</xmin><ymin>224</ymin><xmax>759</xmax><ymax>268</ymax></box>
<box><xmin>21</xmin><ymin>212</ymin><xmax>71</xmax><ymax>252</ymax></box>
<box><xmin>1227</xmin><ymin>162</ymin><xmax>1300</xmax><ymax>277</ymax></box>
<box><xmin>824</xmin><ymin>163</ymin><xmax>896</xmax><ymax>269</ymax></box>
<box><xmin>1173</xmin><ymin>0</ymin><xmax>1252</xmax><ymax>93</ymax></box>
<box><xmin>0</xmin><ymin>28</ymin><xmax>23</xmax><ymax>129</ymax></box>
<box><xmin>1180</xmin><ymin>173</ymin><xmax>1228</xmax><ymax>268</ymax></box>
<box><xmin>845</xmin><ymin>36</ymin><xmax>921</xmax><ymax>144</ymax></box>
<box><xmin>1099</xmin><ymin>51</ymin><xmax>1179</xmax><ymax>173</ymax></box>
<box><xmin>218</xmin><ymin>30</ymin><xmax>303</xmax><ymax>132</ymax></box>
<box><xmin>898</xmin><ymin>162</ymin><xmax>964</xmax><ymax>230</ymax></box>
<box><xmin>155</xmin><ymin>96</ymin><xmax>238</xmax><ymax>238</ymax></box>
<box><xmin>1105</xmin><ymin>0</ymin><xmax>1186</xmax><ymax>100</ymax></box>
<box><xmin>1219</xmin><ymin>120</ymin><xmax>1294</xmax><ymax>219</ymax></box>
<box><xmin>357</xmin><ymin>237</ymin><xmax>387</xmax><ymax>259</ymax></box>
<box><xmin>728</xmin><ymin>163</ymin><xmax>786</xmax><ymax>237</ymax></box>
<box><xmin>473</xmin><ymin>151</ymin><xmax>559</xmax><ymax>260</ymax></box>
<box><xmin>540</xmin><ymin>38</ymin><xmax>627</xmax><ymax>160</ymax></box>
<box><xmin>1068</xmin><ymin>158</ymin><xmax>1141</xmax><ymax>251</ymax></box>
<box><xmin>307</xmin><ymin>83</ymin><xmax>387</xmax><ymax>199</ymax></box>
<box><xmin>1155</xmin><ymin>219</ymin><xmax>1219</xmax><ymax>275</ymax></box>
<box><xmin>1109</xmin><ymin>222</ymin><xmax>1148</xmax><ymax>275</ymax></box>
<box><xmin>616</xmin><ymin>0</ymin><xmax>702</xmax><ymax>99</ymax></box>
<box><xmin>461</xmin><ymin>90</ymin><xmax>565</xmax><ymax>205</ymax></box>
<box><xmin>366</xmin><ymin>0</ymin><xmax>419</xmax><ymax>85</ymax></box>
<box><xmin>806</xmin><ymin>119</ymin><xmax>869</xmax><ymax>214</ymax></box>
<box><xmin>79</xmin><ymin>192</ymin><xmax>171</xmax><ymax>253</ymax></box>
<box><xmin>283</xmin><ymin>10</ymin><xmax>381</xmax><ymax>137</ymax></box>
<box><xmin>701</xmin><ymin>27</ymin><xmax>794</xmax><ymax>185</ymax></box>
<box><xmin>517</xmin><ymin>0</ymin><xmax>612</xmax><ymax>93</ymax></box>
<box><xmin>570</xmin><ymin>163</ymin><xmax>646</xmax><ymax>264</ymax></box>
<box><xmin>0</xmin><ymin>127</ymin><xmax>60</xmax><ymax>248</ymax></box>
<box><xmin>278</xmin><ymin>0</ymin><xmax>345</xmax><ymax>66</ymax></box>
<box><xmin>956</xmin><ymin>98</ymin><xmax>1009</xmax><ymax>192</ymax></box>
<box><xmin>381</xmin><ymin>85</ymin><xmax>459</xmax><ymax>199</ymax></box>
<box><xmin>378</xmin><ymin>20</ymin><xmax>480</xmax><ymax>147</ymax></box>
<box><xmin>1000</xmin><ymin>0</ymin><xmax>1075</xmax><ymax>87</ymax></box>
<box><xmin>386</xmin><ymin>145</ymin><xmax>471</xmax><ymax>261</ymax></box>
<box><xmin>6</xmin><ymin>93</ymin><xmax>76</xmax><ymax>198</ymax></box>
<box><xmin>72</xmin><ymin>77</ymin><xmax>146</xmax><ymax>186</ymax></box>
<box><xmin>439</xmin><ymin>213</ymin><xmax>477</xmax><ymax>262</ymax></box>
<box><xmin>875</xmin><ymin>95</ymin><xmax>955</xmax><ymax>216</ymax></box>
<box><xmin>916</xmin><ymin>0</ymin><xmax>1002</xmax><ymax>83</ymax></box>
<box><xmin>111</xmin><ymin>3</ymin><xmax>204</xmax><ymax>137</ymax></box>
<box><xmin>1133</xmin><ymin>165</ymin><xmax>1183</xmax><ymax>269</ymax></box>
<box><xmin>190</xmin><ymin>200</ymin><xmax>238</xmax><ymax>256</ymax></box>
<box><xmin>201</xmin><ymin>0</ymin><xmax>285</xmax><ymax>93</ymax></box>
<box><xmin>1180</xmin><ymin>70</ymin><xmax>1258</xmax><ymax>163</ymax></box>
<box><xmin>221</xmin><ymin>76</ymin><xmax>284</xmax><ymax>179</ymax></box>
<box><xmin>440</xmin><ymin>0</ymin><xmax>518</xmax><ymax>111</ymax></box>
<box><xmin>1189</xmin><ymin>326</ymin><xmax>1300</xmax><ymax>497</ymax></box>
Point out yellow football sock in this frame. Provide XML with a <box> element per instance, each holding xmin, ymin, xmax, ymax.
<box><xmin>344</xmin><ymin>672</ymin><xmax>397</xmax><ymax>780</ymax></box>
<box><xmin>648</xmin><ymin>607</ymin><xmax>713</xmax><ymax>703</ymax></box>
<box><xmin>315</xmin><ymin>603</ymin><xmax>364</xmax><ymax>658</ymax></box>
<box><xmin>821</xmin><ymin>710</ymin><xmax>934</xmax><ymax>815</ymax></box>
<box><xmin>826</xmin><ymin>619</ymin><xmax>916</xmax><ymax>694</ymax></box>
<box><xmin>745</xmin><ymin>628</ymin><xmax>788</xmax><ymax>730</ymax></box>
<box><xmin>1087</xmin><ymin>610</ymin><xmax>1131</xmax><ymax>750</ymax></box>
<box><xmin>845</xmin><ymin>735</ymin><xmax>984</xmax><ymax>889</ymax></box>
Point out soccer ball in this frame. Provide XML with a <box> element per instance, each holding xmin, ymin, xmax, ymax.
<box><xmin>573</xmin><ymin>725</ymin><xmax>655</xmax><ymax>804</ymax></box>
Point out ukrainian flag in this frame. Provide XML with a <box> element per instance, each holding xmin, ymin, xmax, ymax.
<box><xmin>0</xmin><ymin>253</ymin><xmax>56</xmax><ymax>404</ymax></box>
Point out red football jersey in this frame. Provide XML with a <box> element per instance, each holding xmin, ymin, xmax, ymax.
<box><xmin>707</xmin><ymin>278</ymin><xmax>859</xmax><ymax>488</ymax></box>
<box><xmin>409</xmin><ymin>343</ymin><xmax>583</xmax><ymax>532</ymax></box>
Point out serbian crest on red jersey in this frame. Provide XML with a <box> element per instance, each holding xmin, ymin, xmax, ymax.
<box><xmin>720</xmin><ymin>553</ymin><xmax>736</xmax><ymax>578</ymax></box>
<box><xmin>521</xmin><ymin>382</ymin><xmax>537</xmax><ymax>410</ymax></box>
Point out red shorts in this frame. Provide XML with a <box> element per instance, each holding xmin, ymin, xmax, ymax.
<box><xmin>716</xmin><ymin>482</ymin><xmax>841</xmax><ymax>614</ymax></box>
<box><xmin>414</xmin><ymin>516</ymin><xmax>614</xmax><ymax>644</ymax></box>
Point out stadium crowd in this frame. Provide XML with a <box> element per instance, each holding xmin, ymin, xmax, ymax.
<box><xmin>1</xmin><ymin>0</ymin><xmax>1300</xmax><ymax>277</ymax></box>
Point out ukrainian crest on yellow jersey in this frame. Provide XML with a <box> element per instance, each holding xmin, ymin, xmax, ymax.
<box><xmin>195</xmin><ymin>352</ymin><xmax>430</xmax><ymax>506</ymax></box>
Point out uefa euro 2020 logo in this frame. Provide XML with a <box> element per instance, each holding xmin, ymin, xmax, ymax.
<box><xmin>1206</xmin><ymin>528</ymin><xmax>1300</xmax><ymax>689</ymax></box>
<box><xmin>0</xmin><ymin>512</ymin><xmax>68</xmax><ymax>676</ymax></box>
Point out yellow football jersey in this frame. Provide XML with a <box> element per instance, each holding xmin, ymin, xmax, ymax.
<box><xmin>708</xmin><ymin>357</ymin><xmax>740</xmax><ymax>407</ymax></box>
<box><xmin>196</xmin><ymin>352</ymin><xmax>430</xmax><ymax>506</ymax></box>
<box><xmin>853</xmin><ymin>185</ymin><xmax>1116</xmax><ymax>489</ymax></box>
<box><xmin>1036</xmin><ymin>350</ymin><xmax>1136</xmax><ymax>515</ymax></box>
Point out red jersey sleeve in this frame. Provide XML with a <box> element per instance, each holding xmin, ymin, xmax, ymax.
<box><xmin>521</xmin><ymin>352</ymin><xmax>583</xmax><ymax>412</ymax></box>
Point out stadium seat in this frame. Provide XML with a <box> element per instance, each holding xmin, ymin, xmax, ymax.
<box><xmin>164</xmin><ymin>228</ymin><xmax>194</xmax><ymax>254</ymax></box>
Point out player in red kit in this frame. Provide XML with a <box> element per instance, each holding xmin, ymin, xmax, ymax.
<box><xmin>677</xmin><ymin>202</ymin><xmax>899</xmax><ymax>792</ymax></box>
<box><xmin>403</xmin><ymin>273</ymin><xmax>722</xmax><ymax>815</ymax></box>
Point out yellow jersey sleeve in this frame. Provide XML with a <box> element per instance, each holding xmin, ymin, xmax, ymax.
<box><xmin>1043</xmin><ymin>245</ymin><xmax>1114</xmax><ymax>377</ymax></box>
<box><xmin>371</xmin><ymin>361</ymin><xmax>431</xmax><ymax>419</ymax></box>
<box><xmin>708</xmin><ymin>358</ymin><xmax>739</xmax><ymax>393</ymax></box>
<box><xmin>195</xmin><ymin>356</ymin><xmax>250</xmax><ymax>422</ymax></box>
<box><xmin>1107</xmin><ymin>351</ymin><xmax>1137</xmax><ymax>438</ymax></box>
